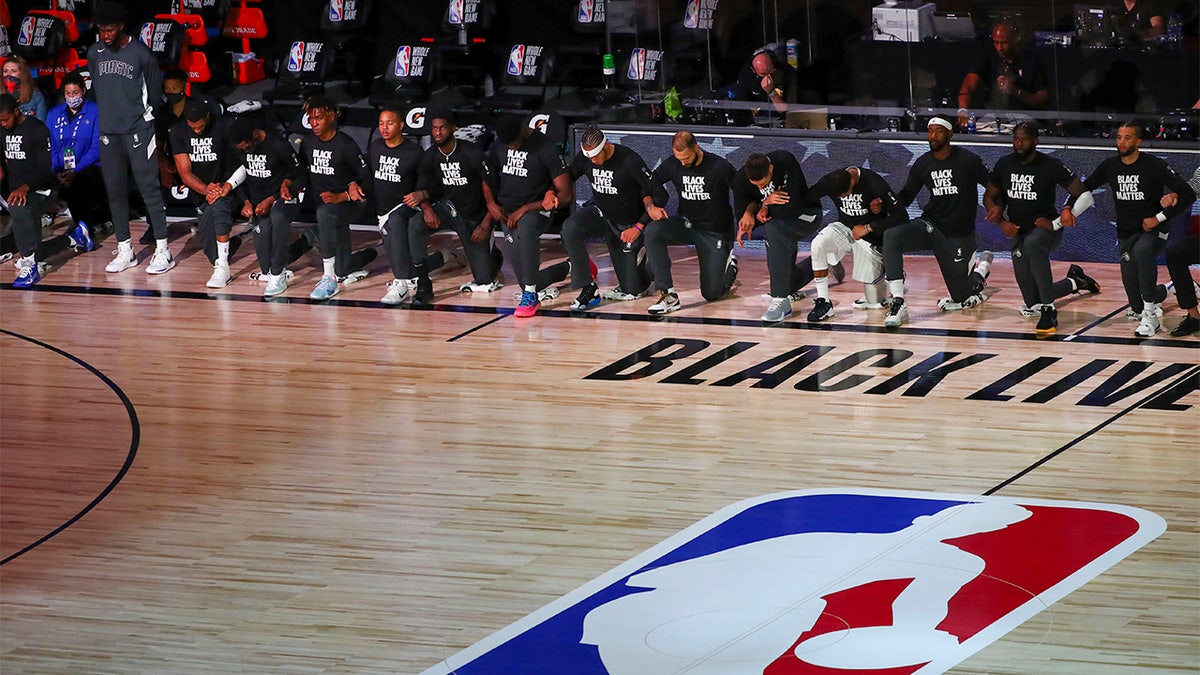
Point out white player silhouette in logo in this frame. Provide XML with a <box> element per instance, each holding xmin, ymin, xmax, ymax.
<box><xmin>581</xmin><ymin>501</ymin><xmax>1032</xmax><ymax>673</ymax></box>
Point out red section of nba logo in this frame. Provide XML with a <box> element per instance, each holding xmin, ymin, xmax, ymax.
<box><xmin>287</xmin><ymin>42</ymin><xmax>306</xmax><ymax>73</ymax></box>
<box><xmin>17</xmin><ymin>17</ymin><xmax>36</xmax><ymax>46</ymax></box>
<box><xmin>506</xmin><ymin>45</ymin><xmax>525</xmax><ymax>77</ymax></box>
<box><xmin>394</xmin><ymin>46</ymin><xmax>411</xmax><ymax>78</ymax></box>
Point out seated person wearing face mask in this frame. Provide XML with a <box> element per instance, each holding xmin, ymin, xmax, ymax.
<box><xmin>46</xmin><ymin>72</ymin><xmax>110</xmax><ymax>253</ymax></box>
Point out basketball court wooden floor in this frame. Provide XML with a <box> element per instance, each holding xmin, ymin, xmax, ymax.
<box><xmin>1</xmin><ymin>224</ymin><xmax>1197</xmax><ymax>674</ymax></box>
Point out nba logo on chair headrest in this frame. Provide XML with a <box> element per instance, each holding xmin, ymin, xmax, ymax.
<box><xmin>394</xmin><ymin>46</ymin><xmax>411</xmax><ymax>78</ymax></box>
<box><xmin>683</xmin><ymin>0</ymin><xmax>700</xmax><ymax>28</ymax></box>
<box><xmin>448</xmin><ymin>0</ymin><xmax>464</xmax><ymax>24</ymax></box>
<box><xmin>507</xmin><ymin>45</ymin><xmax>526</xmax><ymax>77</ymax></box>
<box><xmin>138</xmin><ymin>22</ymin><xmax>156</xmax><ymax>48</ymax></box>
<box><xmin>17</xmin><ymin>17</ymin><xmax>36</xmax><ymax>46</ymax></box>
<box><xmin>328</xmin><ymin>0</ymin><xmax>343</xmax><ymax>22</ymax></box>
<box><xmin>627</xmin><ymin>48</ymin><xmax>647</xmax><ymax>80</ymax></box>
<box><xmin>287</xmin><ymin>42</ymin><xmax>306</xmax><ymax>73</ymax></box>
<box><xmin>578</xmin><ymin>0</ymin><xmax>594</xmax><ymax>23</ymax></box>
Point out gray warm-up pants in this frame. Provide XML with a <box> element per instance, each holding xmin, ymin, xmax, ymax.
<box><xmin>1010</xmin><ymin>227</ymin><xmax>1073</xmax><ymax>307</ymax></box>
<box><xmin>407</xmin><ymin>200</ymin><xmax>500</xmax><ymax>285</ymax></box>
<box><xmin>645</xmin><ymin>216</ymin><xmax>736</xmax><ymax>301</ymax></box>
<box><xmin>252</xmin><ymin>201</ymin><xmax>302</xmax><ymax>276</ymax></box>
<box><xmin>764</xmin><ymin>207</ymin><xmax>822</xmax><ymax>299</ymax></box>
<box><xmin>195</xmin><ymin>195</ymin><xmax>235</xmax><ymax>264</ymax></box>
<box><xmin>883</xmin><ymin>217</ymin><xmax>985</xmax><ymax>302</ymax></box>
<box><xmin>9</xmin><ymin>191</ymin><xmax>53</xmax><ymax>258</ymax></box>
<box><xmin>1119</xmin><ymin>230</ymin><xmax>1169</xmax><ymax>313</ymax></box>
<box><xmin>560</xmin><ymin>204</ymin><xmax>649</xmax><ymax>293</ymax></box>
<box><xmin>98</xmin><ymin>125</ymin><xmax>168</xmax><ymax>242</ymax></box>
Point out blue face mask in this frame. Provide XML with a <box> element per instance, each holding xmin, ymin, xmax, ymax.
<box><xmin>66</xmin><ymin>95</ymin><xmax>84</xmax><ymax>109</ymax></box>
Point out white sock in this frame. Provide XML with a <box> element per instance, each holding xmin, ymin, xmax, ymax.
<box><xmin>156</xmin><ymin>238</ymin><xmax>169</xmax><ymax>252</ymax></box>
<box><xmin>524</xmin><ymin>284</ymin><xmax>537</xmax><ymax>292</ymax></box>
<box><xmin>814</xmin><ymin>276</ymin><xmax>830</xmax><ymax>301</ymax></box>
<box><xmin>323</xmin><ymin>258</ymin><xmax>336</xmax><ymax>277</ymax></box>
<box><xmin>119</xmin><ymin>239</ymin><xmax>132</xmax><ymax>249</ymax></box>
<box><xmin>974</xmin><ymin>257</ymin><xmax>991</xmax><ymax>279</ymax></box>
<box><xmin>887</xmin><ymin>278</ymin><xmax>906</xmax><ymax>300</ymax></box>
<box><xmin>216</xmin><ymin>240</ymin><xmax>230</xmax><ymax>265</ymax></box>
<box><xmin>19</xmin><ymin>254</ymin><xmax>35</xmax><ymax>268</ymax></box>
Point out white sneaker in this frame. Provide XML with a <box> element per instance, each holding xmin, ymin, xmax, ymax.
<box><xmin>853</xmin><ymin>296</ymin><xmax>893</xmax><ymax>310</ymax></box>
<box><xmin>106</xmin><ymin>242</ymin><xmax>138</xmax><ymax>273</ymax></box>
<box><xmin>340</xmin><ymin>269</ymin><xmax>369</xmax><ymax>284</ymax></box>
<box><xmin>1018</xmin><ymin>305</ymin><xmax>1039</xmax><ymax>318</ymax></box>
<box><xmin>263</xmin><ymin>272</ymin><xmax>289</xmax><ymax>297</ymax></box>
<box><xmin>460</xmin><ymin>278</ymin><xmax>503</xmax><ymax>293</ymax></box>
<box><xmin>206</xmin><ymin>263</ymin><xmax>232</xmax><ymax>288</ymax></box>
<box><xmin>884</xmin><ymin>299</ymin><xmax>909</xmax><ymax>329</ymax></box>
<box><xmin>603</xmin><ymin>286</ymin><xmax>642</xmax><ymax>301</ymax></box>
<box><xmin>1125</xmin><ymin>306</ymin><xmax>1164</xmax><ymax>321</ymax></box>
<box><xmin>250</xmin><ymin>269</ymin><xmax>295</xmax><ymax>282</ymax></box>
<box><xmin>937</xmin><ymin>294</ymin><xmax>984</xmax><ymax>311</ymax></box>
<box><xmin>381</xmin><ymin>278</ymin><xmax>412</xmax><ymax>305</ymax></box>
<box><xmin>146</xmin><ymin>247</ymin><xmax>175</xmax><ymax>274</ymax></box>
<box><xmin>1135</xmin><ymin>307</ymin><xmax>1161</xmax><ymax>338</ymax></box>
<box><xmin>511</xmin><ymin>286</ymin><xmax>560</xmax><ymax>302</ymax></box>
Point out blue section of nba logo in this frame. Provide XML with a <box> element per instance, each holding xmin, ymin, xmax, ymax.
<box><xmin>444</xmin><ymin>493</ymin><xmax>961</xmax><ymax>674</ymax></box>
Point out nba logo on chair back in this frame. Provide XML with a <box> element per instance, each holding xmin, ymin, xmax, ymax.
<box><xmin>683</xmin><ymin>0</ymin><xmax>700</xmax><ymax>28</ymax></box>
<box><xmin>448</xmin><ymin>0</ymin><xmax>464</xmax><ymax>24</ymax></box>
<box><xmin>138</xmin><ymin>22</ymin><xmax>155</xmax><ymax>48</ymax></box>
<box><xmin>17</xmin><ymin>16</ymin><xmax>36</xmax><ymax>47</ymax></box>
<box><xmin>422</xmin><ymin>489</ymin><xmax>1165</xmax><ymax>675</ymax></box>
<box><xmin>506</xmin><ymin>45</ymin><xmax>525</xmax><ymax>77</ymax></box>
<box><xmin>287</xmin><ymin>42</ymin><xmax>306</xmax><ymax>73</ymax></box>
<box><xmin>627</xmin><ymin>48</ymin><xmax>647</xmax><ymax>80</ymax></box>
<box><xmin>578</xmin><ymin>0</ymin><xmax>594</xmax><ymax>23</ymax></box>
<box><xmin>394</xmin><ymin>46</ymin><xmax>411</xmax><ymax>78</ymax></box>
<box><xmin>328</xmin><ymin>0</ymin><xmax>343</xmax><ymax>21</ymax></box>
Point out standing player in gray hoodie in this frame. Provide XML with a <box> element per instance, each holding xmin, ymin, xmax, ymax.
<box><xmin>87</xmin><ymin>2</ymin><xmax>174</xmax><ymax>275</ymax></box>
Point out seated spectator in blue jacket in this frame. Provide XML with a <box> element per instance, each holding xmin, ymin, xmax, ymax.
<box><xmin>48</xmin><ymin>73</ymin><xmax>110</xmax><ymax>251</ymax></box>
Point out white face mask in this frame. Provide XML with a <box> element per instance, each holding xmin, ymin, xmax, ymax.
<box><xmin>66</xmin><ymin>95</ymin><xmax>84</xmax><ymax>109</ymax></box>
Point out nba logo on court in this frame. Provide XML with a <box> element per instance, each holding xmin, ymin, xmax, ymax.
<box><xmin>423</xmin><ymin>489</ymin><xmax>1165</xmax><ymax>674</ymax></box>
<box><xmin>627</xmin><ymin>48</ymin><xmax>647</xmax><ymax>80</ymax></box>
<box><xmin>17</xmin><ymin>16</ymin><xmax>36</xmax><ymax>46</ymax></box>
<box><xmin>394</xmin><ymin>46</ymin><xmax>411</xmax><ymax>78</ymax></box>
<box><xmin>287</xmin><ymin>41</ymin><xmax>306</xmax><ymax>73</ymax></box>
<box><xmin>328</xmin><ymin>0</ymin><xmax>343</xmax><ymax>21</ymax></box>
<box><xmin>506</xmin><ymin>45</ymin><xmax>526</xmax><ymax>77</ymax></box>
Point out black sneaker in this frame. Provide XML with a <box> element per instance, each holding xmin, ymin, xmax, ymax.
<box><xmin>1035</xmin><ymin>305</ymin><xmax>1058</xmax><ymax>337</ymax></box>
<box><xmin>413</xmin><ymin>275</ymin><xmax>434</xmax><ymax>305</ymax></box>
<box><xmin>1170</xmin><ymin>315</ymin><xmax>1200</xmax><ymax>337</ymax></box>
<box><xmin>1067</xmin><ymin>264</ymin><xmax>1100</xmax><ymax>294</ymax></box>
<box><xmin>807</xmin><ymin>297</ymin><xmax>835</xmax><ymax>322</ymax></box>
<box><xmin>570</xmin><ymin>283</ymin><xmax>601</xmax><ymax>311</ymax></box>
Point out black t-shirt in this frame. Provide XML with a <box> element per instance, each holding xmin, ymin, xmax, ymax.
<box><xmin>420</xmin><ymin>138</ymin><xmax>490</xmax><ymax>224</ymax></box>
<box><xmin>989</xmin><ymin>152</ymin><xmax>1078</xmax><ymax>231</ymax></box>
<box><xmin>155</xmin><ymin>94</ymin><xmax>220</xmax><ymax>155</ymax></box>
<box><xmin>1083</xmin><ymin>152</ymin><xmax>1197</xmax><ymax>238</ymax></box>
<box><xmin>732</xmin><ymin>149</ymin><xmax>815</xmax><ymax>221</ymax></box>
<box><xmin>235</xmin><ymin>132</ymin><xmax>300</xmax><ymax>204</ymax></box>
<box><xmin>568</xmin><ymin>143</ymin><xmax>657</xmax><ymax>226</ymax></box>
<box><xmin>1</xmin><ymin>116</ymin><xmax>53</xmax><ymax>193</ymax></box>
<box><xmin>169</xmin><ymin>115</ymin><xmax>230</xmax><ymax>188</ymax></box>
<box><xmin>653</xmin><ymin>151</ymin><xmax>737</xmax><ymax>235</ymax></box>
<box><xmin>808</xmin><ymin>167</ymin><xmax>899</xmax><ymax>247</ymax></box>
<box><xmin>489</xmin><ymin>131</ymin><xmax>567</xmax><ymax>209</ymax></box>
<box><xmin>368</xmin><ymin>137</ymin><xmax>423</xmax><ymax>216</ymax></box>
<box><xmin>968</xmin><ymin>49</ymin><xmax>1049</xmax><ymax>111</ymax></box>
<box><xmin>294</xmin><ymin>130</ymin><xmax>369</xmax><ymax>196</ymax></box>
<box><xmin>898</xmin><ymin>146</ymin><xmax>990</xmax><ymax>237</ymax></box>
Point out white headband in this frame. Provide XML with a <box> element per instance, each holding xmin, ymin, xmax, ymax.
<box><xmin>928</xmin><ymin>117</ymin><xmax>953</xmax><ymax>131</ymax></box>
<box><xmin>582</xmin><ymin>132</ymin><xmax>607</xmax><ymax>158</ymax></box>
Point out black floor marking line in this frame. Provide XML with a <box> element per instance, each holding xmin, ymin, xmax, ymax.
<box><xmin>5</xmin><ymin>284</ymin><xmax>1197</xmax><ymax>350</ymax></box>
<box><xmin>1067</xmin><ymin>303</ymin><xmax>1134</xmax><ymax>341</ymax></box>
<box><xmin>0</xmin><ymin>329</ymin><xmax>140</xmax><ymax>566</ymax></box>
<box><xmin>984</xmin><ymin>363</ymin><xmax>1200</xmax><ymax>496</ymax></box>
<box><xmin>447</xmin><ymin>314</ymin><xmax>510</xmax><ymax>342</ymax></box>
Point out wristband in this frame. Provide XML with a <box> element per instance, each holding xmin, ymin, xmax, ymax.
<box><xmin>635</xmin><ymin>223</ymin><xmax>645</xmax><ymax>231</ymax></box>
<box><xmin>1155</xmin><ymin>212</ymin><xmax>1167</xmax><ymax>223</ymax></box>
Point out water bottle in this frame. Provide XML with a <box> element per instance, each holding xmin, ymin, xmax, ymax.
<box><xmin>601</xmin><ymin>53</ymin><xmax>616</xmax><ymax>90</ymax></box>
<box><xmin>786</xmin><ymin>39</ymin><xmax>800</xmax><ymax>68</ymax></box>
<box><xmin>967</xmin><ymin>114</ymin><xmax>977</xmax><ymax>134</ymax></box>
<box><xmin>483</xmin><ymin>74</ymin><xmax>495</xmax><ymax>98</ymax></box>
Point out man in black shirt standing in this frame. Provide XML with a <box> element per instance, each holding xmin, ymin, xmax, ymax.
<box><xmin>803</xmin><ymin>166</ymin><xmax>901</xmax><ymax>321</ymax></box>
<box><xmin>880</xmin><ymin>117</ymin><xmax>994</xmax><ymax>329</ymax></box>
<box><xmin>409</xmin><ymin>108</ymin><xmax>503</xmax><ymax>297</ymax></box>
<box><xmin>170</xmin><ymin>100</ymin><xmax>241</xmax><ymax>288</ymax></box>
<box><xmin>983</xmin><ymin>121</ymin><xmax>1100</xmax><ymax>336</ymax></box>
<box><xmin>483</xmin><ymin>115</ymin><xmax>573</xmax><ymax>318</ymax></box>
<box><xmin>1082</xmin><ymin>121</ymin><xmax>1195</xmax><ymax>337</ymax></box>
<box><xmin>282</xmin><ymin>96</ymin><xmax>378</xmax><ymax>301</ymax></box>
<box><xmin>1</xmin><ymin>94</ymin><xmax>58</xmax><ymax>288</ymax></box>
<box><xmin>560</xmin><ymin>128</ymin><xmax>660</xmax><ymax>311</ymax></box>
<box><xmin>643</xmin><ymin>130</ymin><xmax>739</xmax><ymax>315</ymax></box>
<box><xmin>732</xmin><ymin>150</ymin><xmax>829</xmax><ymax>322</ymax></box>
